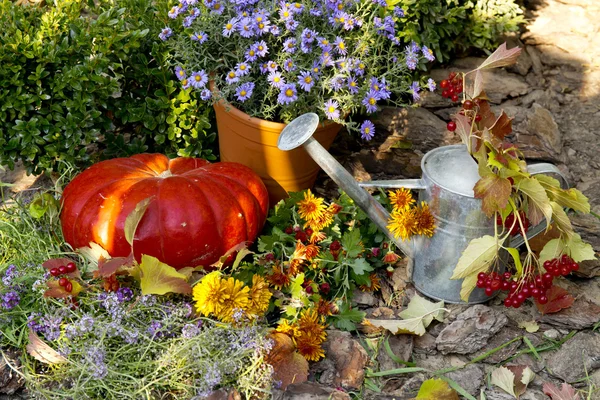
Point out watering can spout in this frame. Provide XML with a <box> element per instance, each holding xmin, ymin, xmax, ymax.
<box><xmin>277</xmin><ymin>113</ymin><xmax>414</xmax><ymax>258</ymax></box>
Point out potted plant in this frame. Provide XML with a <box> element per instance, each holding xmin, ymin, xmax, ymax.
<box><xmin>160</xmin><ymin>0</ymin><xmax>436</xmax><ymax>204</ymax></box>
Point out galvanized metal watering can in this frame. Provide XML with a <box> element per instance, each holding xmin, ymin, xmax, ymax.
<box><xmin>277</xmin><ymin>113</ymin><xmax>569</xmax><ymax>304</ymax></box>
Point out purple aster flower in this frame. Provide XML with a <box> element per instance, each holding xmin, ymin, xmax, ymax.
<box><xmin>330</xmin><ymin>75</ymin><xmax>344</xmax><ymax>91</ymax></box>
<box><xmin>255</xmin><ymin>40</ymin><xmax>268</xmax><ymax>57</ymax></box>
<box><xmin>285</xmin><ymin>18</ymin><xmax>299</xmax><ymax>31</ymax></box>
<box><xmin>181</xmin><ymin>78</ymin><xmax>192</xmax><ymax>90</ymax></box>
<box><xmin>168</xmin><ymin>5</ymin><xmax>181</xmax><ymax>18</ymax></box>
<box><xmin>238</xmin><ymin>17</ymin><xmax>254</xmax><ymax>38</ymax></box>
<box><xmin>235</xmin><ymin>82</ymin><xmax>255</xmax><ymax>102</ymax></box>
<box><xmin>362</xmin><ymin>90</ymin><xmax>380</xmax><ymax>113</ymax></box>
<box><xmin>335</xmin><ymin>57</ymin><xmax>348</xmax><ymax>71</ymax></box>
<box><xmin>270</xmin><ymin>25</ymin><xmax>281</xmax><ymax>35</ymax></box>
<box><xmin>1</xmin><ymin>290</ymin><xmax>19</xmax><ymax>310</ymax></box>
<box><xmin>354</xmin><ymin>60</ymin><xmax>366</xmax><ymax>76</ymax></box>
<box><xmin>200</xmin><ymin>88</ymin><xmax>212</xmax><ymax>100</ymax></box>
<box><xmin>236</xmin><ymin>62</ymin><xmax>250</xmax><ymax>76</ymax></box>
<box><xmin>311</xmin><ymin>60</ymin><xmax>322</xmax><ymax>76</ymax></box>
<box><xmin>405</xmin><ymin>46</ymin><xmax>418</xmax><ymax>70</ymax></box>
<box><xmin>259</xmin><ymin>62</ymin><xmax>269</xmax><ymax>73</ymax></box>
<box><xmin>268</xmin><ymin>71</ymin><xmax>285</xmax><ymax>88</ymax></box>
<box><xmin>346</xmin><ymin>76</ymin><xmax>359</xmax><ymax>94</ymax></box>
<box><xmin>301</xmin><ymin>28</ymin><xmax>316</xmax><ymax>42</ymax></box>
<box><xmin>291</xmin><ymin>1</ymin><xmax>304</xmax><ymax>13</ymax></box>
<box><xmin>158</xmin><ymin>27</ymin><xmax>173</xmax><ymax>41</ymax></box>
<box><xmin>410</xmin><ymin>41</ymin><xmax>421</xmax><ymax>53</ymax></box>
<box><xmin>317</xmin><ymin>36</ymin><xmax>330</xmax><ymax>49</ymax></box>
<box><xmin>410</xmin><ymin>81</ymin><xmax>421</xmax><ymax>101</ymax></box>
<box><xmin>394</xmin><ymin>6</ymin><xmax>404</xmax><ymax>17</ymax></box>
<box><xmin>191</xmin><ymin>31</ymin><xmax>208</xmax><ymax>44</ymax></box>
<box><xmin>277</xmin><ymin>84</ymin><xmax>298</xmax><ymax>105</ymax></box>
<box><xmin>422</xmin><ymin>45</ymin><xmax>435</xmax><ymax>62</ymax></box>
<box><xmin>225</xmin><ymin>70</ymin><xmax>240</xmax><ymax>84</ymax></box>
<box><xmin>182</xmin><ymin>323</ymin><xmax>200</xmax><ymax>338</ymax></box>
<box><xmin>360</xmin><ymin>120</ymin><xmax>375</xmax><ymax>140</ymax></box>
<box><xmin>116</xmin><ymin>287</ymin><xmax>134</xmax><ymax>303</ymax></box>
<box><xmin>190</xmin><ymin>70</ymin><xmax>209</xmax><ymax>89</ymax></box>
<box><xmin>245</xmin><ymin>45</ymin><xmax>259</xmax><ymax>62</ymax></box>
<box><xmin>283</xmin><ymin>38</ymin><xmax>297</xmax><ymax>53</ymax></box>
<box><xmin>333</xmin><ymin>36</ymin><xmax>347</xmax><ymax>55</ymax></box>
<box><xmin>297</xmin><ymin>71</ymin><xmax>315</xmax><ymax>92</ymax></box>
<box><xmin>300</xmin><ymin>39</ymin><xmax>312</xmax><ymax>53</ymax></box>
<box><xmin>323</xmin><ymin>99</ymin><xmax>340</xmax><ymax>119</ymax></box>
<box><xmin>266</xmin><ymin>61</ymin><xmax>278</xmax><ymax>72</ymax></box>
<box><xmin>373</xmin><ymin>0</ymin><xmax>387</xmax><ymax>6</ymax></box>
<box><xmin>283</xmin><ymin>58</ymin><xmax>295</xmax><ymax>72</ymax></box>
<box><xmin>279</xmin><ymin>6</ymin><xmax>293</xmax><ymax>20</ymax></box>
<box><xmin>310</xmin><ymin>8</ymin><xmax>322</xmax><ymax>16</ymax></box>
<box><xmin>427</xmin><ymin>78</ymin><xmax>436</xmax><ymax>92</ymax></box>
<box><xmin>183</xmin><ymin>15</ymin><xmax>196</xmax><ymax>27</ymax></box>
<box><xmin>223</xmin><ymin>18</ymin><xmax>238</xmax><ymax>37</ymax></box>
<box><xmin>211</xmin><ymin>2</ymin><xmax>224</xmax><ymax>14</ymax></box>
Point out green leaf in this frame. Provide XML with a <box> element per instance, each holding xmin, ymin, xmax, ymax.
<box><xmin>517</xmin><ymin>177</ymin><xmax>553</xmax><ymax>227</ymax></box>
<box><xmin>289</xmin><ymin>273</ymin><xmax>305</xmax><ymax>298</ymax></box>
<box><xmin>349</xmin><ymin>258</ymin><xmax>373</xmax><ymax>276</ymax></box>
<box><xmin>342</xmin><ymin>229</ymin><xmax>363</xmax><ymax>258</ymax></box>
<box><xmin>135</xmin><ymin>255</ymin><xmax>192</xmax><ymax>295</ymax></box>
<box><xmin>333</xmin><ymin>303</ymin><xmax>365</xmax><ymax>331</ymax></box>
<box><xmin>505</xmin><ymin>247</ymin><xmax>523</xmax><ymax>277</ymax></box>
<box><xmin>549</xmin><ymin>201</ymin><xmax>573</xmax><ymax>237</ymax></box>
<box><xmin>565</xmin><ymin>233</ymin><xmax>596</xmax><ymax>262</ymax></box>
<box><xmin>536</xmin><ymin>175</ymin><xmax>590</xmax><ymax>213</ymax></box>
<box><xmin>124</xmin><ymin>197</ymin><xmax>152</xmax><ymax>246</ymax></box>
<box><xmin>451</xmin><ymin>235</ymin><xmax>498</xmax><ymax>302</ymax></box>
<box><xmin>29</xmin><ymin>193</ymin><xmax>59</xmax><ymax>219</ymax></box>
<box><xmin>416</xmin><ymin>378</ymin><xmax>460</xmax><ymax>400</ymax></box>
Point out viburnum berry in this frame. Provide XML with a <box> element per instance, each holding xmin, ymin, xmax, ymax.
<box><xmin>447</xmin><ymin>121</ymin><xmax>457</xmax><ymax>132</ymax></box>
<box><xmin>440</xmin><ymin>79</ymin><xmax>449</xmax><ymax>89</ymax></box>
<box><xmin>478</xmin><ymin>272</ymin><xmax>487</xmax><ymax>280</ymax></box>
<box><xmin>65</xmin><ymin>282</ymin><xmax>73</xmax><ymax>293</ymax></box>
<box><xmin>58</xmin><ymin>277</ymin><xmax>69</xmax><ymax>287</ymax></box>
<box><xmin>285</xmin><ymin>226</ymin><xmax>293</xmax><ymax>234</ymax></box>
<box><xmin>476</xmin><ymin>279</ymin><xmax>486</xmax><ymax>288</ymax></box>
<box><xmin>50</xmin><ymin>267</ymin><xmax>60</xmax><ymax>277</ymax></box>
<box><xmin>451</xmin><ymin>94</ymin><xmax>459</xmax><ymax>102</ymax></box>
<box><xmin>463</xmin><ymin>100</ymin><xmax>473</xmax><ymax>110</ymax></box>
<box><xmin>475</xmin><ymin>114</ymin><xmax>482</xmax><ymax>122</ymax></box>
<box><xmin>58</xmin><ymin>265</ymin><xmax>67</xmax><ymax>275</ymax></box>
<box><xmin>442</xmin><ymin>89</ymin><xmax>450</xmax><ymax>98</ymax></box>
<box><xmin>537</xmin><ymin>295</ymin><xmax>548</xmax><ymax>304</ymax></box>
<box><xmin>65</xmin><ymin>262</ymin><xmax>76</xmax><ymax>273</ymax></box>
<box><xmin>330</xmin><ymin>240</ymin><xmax>341</xmax><ymax>252</ymax></box>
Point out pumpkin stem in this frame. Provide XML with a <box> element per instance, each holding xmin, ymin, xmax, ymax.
<box><xmin>158</xmin><ymin>170</ymin><xmax>173</xmax><ymax>178</ymax></box>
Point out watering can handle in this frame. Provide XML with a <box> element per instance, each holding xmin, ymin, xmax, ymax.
<box><xmin>358</xmin><ymin>179</ymin><xmax>426</xmax><ymax>190</ymax></box>
<box><xmin>510</xmin><ymin>162</ymin><xmax>569</xmax><ymax>248</ymax></box>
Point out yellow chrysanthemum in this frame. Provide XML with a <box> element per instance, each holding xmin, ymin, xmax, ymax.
<box><xmin>275</xmin><ymin>319</ymin><xmax>299</xmax><ymax>338</ymax></box>
<box><xmin>246</xmin><ymin>275</ymin><xmax>272</xmax><ymax>317</ymax></box>
<box><xmin>413</xmin><ymin>201</ymin><xmax>436</xmax><ymax>237</ymax></box>
<box><xmin>387</xmin><ymin>207</ymin><xmax>418</xmax><ymax>241</ymax></box>
<box><xmin>296</xmin><ymin>335</ymin><xmax>325</xmax><ymax>361</ymax></box>
<box><xmin>192</xmin><ymin>271</ymin><xmax>226</xmax><ymax>317</ymax></box>
<box><xmin>215</xmin><ymin>277</ymin><xmax>250</xmax><ymax>323</ymax></box>
<box><xmin>298</xmin><ymin>189</ymin><xmax>327</xmax><ymax>222</ymax></box>
<box><xmin>359</xmin><ymin>273</ymin><xmax>381</xmax><ymax>292</ymax></box>
<box><xmin>389</xmin><ymin>188</ymin><xmax>415</xmax><ymax>211</ymax></box>
<box><xmin>296</xmin><ymin>308</ymin><xmax>327</xmax><ymax>342</ymax></box>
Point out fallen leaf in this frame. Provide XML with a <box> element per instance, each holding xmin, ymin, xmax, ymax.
<box><xmin>491</xmin><ymin>366</ymin><xmax>517</xmax><ymax>398</ymax></box>
<box><xmin>535</xmin><ymin>286</ymin><xmax>574</xmax><ymax>314</ymax></box>
<box><xmin>265</xmin><ymin>332</ymin><xmax>308</xmax><ymax>390</ymax></box>
<box><xmin>416</xmin><ymin>378</ymin><xmax>459</xmax><ymax>399</ymax></box>
<box><xmin>368</xmin><ymin>295</ymin><xmax>446</xmax><ymax>336</ymax></box>
<box><xmin>44</xmin><ymin>279</ymin><xmax>83</xmax><ymax>298</ymax></box>
<box><xmin>136</xmin><ymin>254</ymin><xmax>192</xmax><ymax>295</ymax></box>
<box><xmin>77</xmin><ymin>242</ymin><xmax>111</xmax><ymax>272</ymax></box>
<box><xmin>26</xmin><ymin>329</ymin><xmax>67</xmax><ymax>365</ymax></box>
<box><xmin>507</xmin><ymin>365</ymin><xmax>535</xmax><ymax>398</ymax></box>
<box><xmin>210</xmin><ymin>241</ymin><xmax>251</xmax><ymax>269</ymax></box>
<box><xmin>518</xmin><ymin>320</ymin><xmax>539</xmax><ymax>333</ymax></box>
<box><xmin>124</xmin><ymin>197</ymin><xmax>153</xmax><ymax>246</ymax></box>
<box><xmin>542</xmin><ymin>382</ymin><xmax>581</xmax><ymax>400</ymax></box>
<box><xmin>367</xmin><ymin>317</ymin><xmax>426</xmax><ymax>336</ymax></box>
<box><xmin>42</xmin><ymin>258</ymin><xmax>81</xmax><ymax>279</ymax></box>
<box><xmin>477</xmin><ymin>42</ymin><xmax>522</xmax><ymax>70</ymax></box>
<box><xmin>94</xmin><ymin>253</ymin><xmax>135</xmax><ymax>278</ymax></box>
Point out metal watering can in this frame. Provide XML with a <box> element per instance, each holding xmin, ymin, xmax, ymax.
<box><xmin>277</xmin><ymin>113</ymin><xmax>568</xmax><ymax>304</ymax></box>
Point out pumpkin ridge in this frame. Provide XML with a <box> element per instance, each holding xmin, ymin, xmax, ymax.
<box><xmin>182</xmin><ymin>174</ymin><xmax>224</xmax><ymax>245</ymax></box>
<box><xmin>130</xmin><ymin>154</ymin><xmax>172</xmax><ymax>176</ymax></box>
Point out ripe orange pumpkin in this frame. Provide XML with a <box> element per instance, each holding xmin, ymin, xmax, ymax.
<box><xmin>60</xmin><ymin>154</ymin><xmax>269</xmax><ymax>269</ymax></box>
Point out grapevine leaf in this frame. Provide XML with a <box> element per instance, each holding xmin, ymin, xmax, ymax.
<box><xmin>477</xmin><ymin>98</ymin><xmax>497</xmax><ymax>129</ymax></box>
<box><xmin>453</xmin><ymin>113</ymin><xmax>472</xmax><ymax>146</ymax></box>
<box><xmin>517</xmin><ymin>178</ymin><xmax>553</xmax><ymax>227</ymax></box>
<box><xmin>451</xmin><ymin>235</ymin><xmax>498</xmax><ymax>280</ymax></box>
<box><xmin>477</xmin><ymin>42</ymin><xmax>522</xmax><ymax>70</ymax></box>
<box><xmin>265</xmin><ymin>332</ymin><xmax>308</xmax><ymax>390</ymax></box>
<box><xmin>333</xmin><ymin>302</ymin><xmax>365</xmax><ymax>331</ymax></box>
<box><xmin>506</xmin><ymin>365</ymin><xmax>535</xmax><ymax>398</ymax></box>
<box><xmin>538</xmin><ymin>176</ymin><xmax>590</xmax><ymax>213</ymax></box>
<box><xmin>565</xmin><ymin>233</ymin><xmax>596</xmax><ymax>262</ymax></box>
<box><xmin>416</xmin><ymin>378</ymin><xmax>459</xmax><ymax>400</ymax></box>
<box><xmin>349</xmin><ymin>258</ymin><xmax>373</xmax><ymax>276</ymax></box>
<box><xmin>505</xmin><ymin>248</ymin><xmax>523</xmax><ymax>277</ymax></box>
<box><xmin>472</xmin><ymin>69</ymin><xmax>484</xmax><ymax>99</ymax></box>
<box><xmin>518</xmin><ymin>320</ymin><xmax>539</xmax><ymax>333</ymax></box>
<box><xmin>342</xmin><ymin>229</ymin><xmax>363</xmax><ymax>258</ymax></box>
<box><xmin>124</xmin><ymin>197</ymin><xmax>153</xmax><ymax>246</ymax></box>
<box><xmin>473</xmin><ymin>173</ymin><xmax>512</xmax><ymax>217</ymax></box>
<box><xmin>549</xmin><ymin>202</ymin><xmax>574</xmax><ymax>237</ymax></box>
<box><xmin>535</xmin><ymin>286</ymin><xmax>574</xmax><ymax>314</ymax></box>
<box><xmin>489</xmin><ymin>111</ymin><xmax>513</xmax><ymax>141</ymax></box>
<box><xmin>398</xmin><ymin>294</ymin><xmax>445</xmax><ymax>326</ymax></box>
<box><xmin>136</xmin><ymin>254</ymin><xmax>192</xmax><ymax>295</ymax></box>
<box><xmin>29</xmin><ymin>193</ymin><xmax>60</xmax><ymax>219</ymax></box>
<box><xmin>542</xmin><ymin>382</ymin><xmax>581</xmax><ymax>400</ymax></box>
<box><xmin>42</xmin><ymin>258</ymin><xmax>81</xmax><ymax>279</ymax></box>
<box><xmin>26</xmin><ymin>329</ymin><xmax>67</xmax><ymax>365</ymax></box>
<box><xmin>491</xmin><ymin>366</ymin><xmax>517</xmax><ymax>398</ymax></box>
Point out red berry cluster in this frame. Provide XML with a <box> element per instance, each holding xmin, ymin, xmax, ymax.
<box><xmin>544</xmin><ymin>254</ymin><xmax>579</xmax><ymax>276</ymax></box>
<box><xmin>476</xmin><ymin>271</ymin><xmax>551</xmax><ymax>308</ymax></box>
<box><xmin>49</xmin><ymin>262</ymin><xmax>77</xmax><ymax>293</ymax></box>
<box><xmin>440</xmin><ymin>72</ymin><xmax>463</xmax><ymax>103</ymax></box>
<box><xmin>496</xmin><ymin>211</ymin><xmax>530</xmax><ymax>236</ymax></box>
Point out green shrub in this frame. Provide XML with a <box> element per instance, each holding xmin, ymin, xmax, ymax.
<box><xmin>0</xmin><ymin>0</ymin><xmax>216</xmax><ymax>176</ymax></box>
<box><xmin>394</xmin><ymin>0</ymin><xmax>525</xmax><ymax>63</ymax></box>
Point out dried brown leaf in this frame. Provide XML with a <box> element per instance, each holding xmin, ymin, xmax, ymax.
<box><xmin>26</xmin><ymin>329</ymin><xmax>67</xmax><ymax>365</ymax></box>
<box><xmin>265</xmin><ymin>332</ymin><xmax>308</xmax><ymax>390</ymax></box>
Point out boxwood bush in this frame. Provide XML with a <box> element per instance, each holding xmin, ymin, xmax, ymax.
<box><xmin>0</xmin><ymin>0</ymin><xmax>216</xmax><ymax>175</ymax></box>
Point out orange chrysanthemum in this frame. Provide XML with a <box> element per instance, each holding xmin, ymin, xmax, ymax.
<box><xmin>309</xmin><ymin>231</ymin><xmax>327</xmax><ymax>244</ymax></box>
<box><xmin>298</xmin><ymin>189</ymin><xmax>326</xmax><ymax>222</ymax></box>
<box><xmin>296</xmin><ymin>335</ymin><xmax>325</xmax><ymax>361</ymax></box>
<box><xmin>288</xmin><ymin>259</ymin><xmax>304</xmax><ymax>276</ymax></box>
<box><xmin>296</xmin><ymin>308</ymin><xmax>327</xmax><ymax>342</ymax></box>
<box><xmin>387</xmin><ymin>207</ymin><xmax>418</xmax><ymax>241</ymax></box>
<box><xmin>389</xmin><ymin>188</ymin><xmax>415</xmax><ymax>210</ymax></box>
<box><xmin>316</xmin><ymin>298</ymin><xmax>334</xmax><ymax>317</ymax></box>
<box><xmin>413</xmin><ymin>201</ymin><xmax>436</xmax><ymax>237</ymax></box>
<box><xmin>267</xmin><ymin>263</ymin><xmax>291</xmax><ymax>289</ymax></box>
<box><xmin>382</xmin><ymin>251</ymin><xmax>400</xmax><ymax>264</ymax></box>
<box><xmin>359</xmin><ymin>273</ymin><xmax>381</xmax><ymax>292</ymax></box>
<box><xmin>304</xmin><ymin>244</ymin><xmax>320</xmax><ymax>261</ymax></box>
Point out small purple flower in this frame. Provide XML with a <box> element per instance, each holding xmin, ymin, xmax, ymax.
<box><xmin>277</xmin><ymin>84</ymin><xmax>298</xmax><ymax>105</ymax></box>
<box><xmin>362</xmin><ymin>90</ymin><xmax>380</xmax><ymax>113</ymax></box>
<box><xmin>191</xmin><ymin>31</ymin><xmax>208</xmax><ymax>44</ymax></box>
<box><xmin>285</xmin><ymin>18</ymin><xmax>299</xmax><ymax>31</ymax></box>
<box><xmin>333</xmin><ymin>36</ymin><xmax>347</xmax><ymax>55</ymax></box>
<box><xmin>279</xmin><ymin>6</ymin><xmax>293</xmax><ymax>20</ymax></box>
<box><xmin>2</xmin><ymin>264</ymin><xmax>17</xmax><ymax>287</ymax></box>
<box><xmin>283</xmin><ymin>58</ymin><xmax>295</xmax><ymax>72</ymax></box>
<box><xmin>190</xmin><ymin>70</ymin><xmax>209</xmax><ymax>89</ymax></box>
<box><xmin>410</xmin><ymin>81</ymin><xmax>421</xmax><ymax>101</ymax></box>
<box><xmin>310</xmin><ymin>7</ymin><xmax>322</xmax><ymax>16</ymax></box>
<box><xmin>255</xmin><ymin>40</ymin><xmax>268</xmax><ymax>57</ymax></box>
<box><xmin>235</xmin><ymin>82</ymin><xmax>255</xmax><ymax>102</ymax></box>
<box><xmin>159</xmin><ymin>27</ymin><xmax>173</xmax><ymax>41</ymax></box>
<box><xmin>86</xmin><ymin>347</ymin><xmax>108</xmax><ymax>379</ymax></box>
<box><xmin>373</xmin><ymin>0</ymin><xmax>387</xmax><ymax>6</ymax></box>
<box><xmin>291</xmin><ymin>1</ymin><xmax>304</xmax><ymax>13</ymax></box>
<box><xmin>346</xmin><ymin>76</ymin><xmax>359</xmax><ymax>94</ymax></box>
<box><xmin>236</xmin><ymin>62</ymin><xmax>250</xmax><ymax>76</ymax></box>
<box><xmin>238</xmin><ymin>17</ymin><xmax>254</xmax><ymax>38</ymax></box>
<box><xmin>323</xmin><ymin>99</ymin><xmax>340</xmax><ymax>119</ymax></box>
<box><xmin>360</xmin><ymin>120</ymin><xmax>375</xmax><ymax>140</ymax></box>
<box><xmin>116</xmin><ymin>287</ymin><xmax>134</xmax><ymax>303</ymax></box>
<box><xmin>405</xmin><ymin>47</ymin><xmax>418</xmax><ymax>70</ymax></box>
<box><xmin>122</xmin><ymin>327</ymin><xmax>140</xmax><ymax>345</ymax></box>
<box><xmin>174</xmin><ymin>66</ymin><xmax>187</xmax><ymax>81</ymax></box>
<box><xmin>410</xmin><ymin>41</ymin><xmax>421</xmax><ymax>53</ymax></box>
<box><xmin>317</xmin><ymin>36</ymin><xmax>330</xmax><ymax>49</ymax></box>
<box><xmin>79</xmin><ymin>314</ymin><xmax>95</xmax><ymax>332</ymax></box>
<box><xmin>181</xmin><ymin>78</ymin><xmax>191</xmax><ymax>90</ymax></box>
<box><xmin>268</xmin><ymin>71</ymin><xmax>285</xmax><ymax>88</ymax></box>
<box><xmin>168</xmin><ymin>5</ymin><xmax>181</xmax><ymax>18</ymax></box>
<box><xmin>245</xmin><ymin>46</ymin><xmax>258</xmax><ymax>62</ymax></box>
<box><xmin>211</xmin><ymin>2</ymin><xmax>224</xmax><ymax>14</ymax></box>
<box><xmin>297</xmin><ymin>71</ymin><xmax>315</xmax><ymax>92</ymax></box>
<box><xmin>301</xmin><ymin>28</ymin><xmax>316</xmax><ymax>43</ymax></box>
<box><xmin>148</xmin><ymin>321</ymin><xmax>163</xmax><ymax>337</ymax></box>
<box><xmin>270</xmin><ymin>25</ymin><xmax>280</xmax><ymax>35</ymax></box>
<box><xmin>311</xmin><ymin>60</ymin><xmax>322</xmax><ymax>76</ymax></box>
<box><xmin>300</xmin><ymin>39</ymin><xmax>312</xmax><ymax>53</ymax></box>
<box><xmin>427</xmin><ymin>78</ymin><xmax>436</xmax><ymax>92</ymax></box>
<box><xmin>330</xmin><ymin>75</ymin><xmax>345</xmax><ymax>91</ymax></box>
<box><xmin>1</xmin><ymin>290</ymin><xmax>19</xmax><ymax>310</ymax></box>
<box><xmin>394</xmin><ymin>6</ymin><xmax>404</xmax><ymax>17</ymax></box>
<box><xmin>422</xmin><ymin>46</ymin><xmax>435</xmax><ymax>62</ymax></box>
<box><xmin>354</xmin><ymin>60</ymin><xmax>366</xmax><ymax>76</ymax></box>
<box><xmin>223</xmin><ymin>18</ymin><xmax>238</xmax><ymax>37</ymax></box>
<box><xmin>283</xmin><ymin>38</ymin><xmax>297</xmax><ymax>53</ymax></box>
<box><xmin>200</xmin><ymin>88</ymin><xmax>212</xmax><ymax>100</ymax></box>
<box><xmin>183</xmin><ymin>15</ymin><xmax>196</xmax><ymax>28</ymax></box>
<box><xmin>225</xmin><ymin>70</ymin><xmax>240</xmax><ymax>85</ymax></box>
<box><xmin>267</xmin><ymin>60</ymin><xmax>278</xmax><ymax>72</ymax></box>
<box><xmin>182</xmin><ymin>323</ymin><xmax>200</xmax><ymax>338</ymax></box>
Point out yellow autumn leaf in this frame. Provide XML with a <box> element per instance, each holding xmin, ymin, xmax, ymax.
<box><xmin>136</xmin><ymin>254</ymin><xmax>192</xmax><ymax>295</ymax></box>
<box><xmin>416</xmin><ymin>378</ymin><xmax>459</xmax><ymax>400</ymax></box>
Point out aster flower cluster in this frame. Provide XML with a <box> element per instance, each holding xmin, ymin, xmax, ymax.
<box><xmin>164</xmin><ymin>0</ymin><xmax>436</xmax><ymax>139</ymax></box>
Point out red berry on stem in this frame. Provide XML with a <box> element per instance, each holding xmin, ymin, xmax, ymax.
<box><xmin>440</xmin><ymin>80</ymin><xmax>449</xmax><ymax>89</ymax></box>
<box><xmin>531</xmin><ymin>288</ymin><xmax>540</xmax><ymax>298</ymax></box>
<box><xmin>475</xmin><ymin>114</ymin><xmax>482</xmax><ymax>122</ymax></box>
<box><xmin>66</xmin><ymin>262</ymin><xmax>76</xmax><ymax>273</ymax></box>
<box><xmin>58</xmin><ymin>266</ymin><xmax>67</xmax><ymax>275</ymax></box>
<box><xmin>58</xmin><ymin>278</ymin><xmax>68</xmax><ymax>287</ymax></box>
<box><xmin>522</xmin><ymin>287</ymin><xmax>531</xmax><ymax>297</ymax></box>
<box><xmin>542</xmin><ymin>273</ymin><xmax>553</xmax><ymax>283</ymax></box>
<box><xmin>476</xmin><ymin>279</ymin><xmax>486</xmax><ymax>288</ymax></box>
<box><xmin>502</xmin><ymin>281</ymin><xmax>510</xmax><ymax>290</ymax></box>
<box><xmin>449</xmin><ymin>72</ymin><xmax>456</xmax><ymax>79</ymax></box>
<box><xmin>571</xmin><ymin>262</ymin><xmax>579</xmax><ymax>271</ymax></box>
<box><xmin>478</xmin><ymin>272</ymin><xmax>487</xmax><ymax>280</ymax></box>
<box><xmin>503</xmin><ymin>272</ymin><xmax>512</xmax><ymax>280</ymax></box>
<box><xmin>442</xmin><ymin>90</ymin><xmax>450</xmax><ymax>98</ymax></box>
<box><xmin>463</xmin><ymin>100</ymin><xmax>473</xmax><ymax>110</ymax></box>
<box><xmin>50</xmin><ymin>268</ymin><xmax>59</xmax><ymax>277</ymax></box>
<box><xmin>510</xmin><ymin>282</ymin><xmax>518</xmax><ymax>292</ymax></box>
<box><xmin>491</xmin><ymin>280</ymin><xmax>501</xmax><ymax>291</ymax></box>
<box><xmin>65</xmin><ymin>282</ymin><xmax>73</xmax><ymax>293</ymax></box>
<box><xmin>451</xmin><ymin>94</ymin><xmax>459</xmax><ymax>102</ymax></box>
<box><xmin>285</xmin><ymin>226</ymin><xmax>293</xmax><ymax>234</ymax></box>
<box><xmin>504</xmin><ymin>298</ymin><xmax>513</xmax><ymax>308</ymax></box>
<box><xmin>484</xmin><ymin>287</ymin><xmax>493</xmax><ymax>296</ymax></box>
<box><xmin>538</xmin><ymin>295</ymin><xmax>548</xmax><ymax>304</ymax></box>
<box><xmin>446</xmin><ymin>121</ymin><xmax>457</xmax><ymax>132</ymax></box>
<box><xmin>454</xmin><ymin>85</ymin><xmax>463</xmax><ymax>94</ymax></box>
